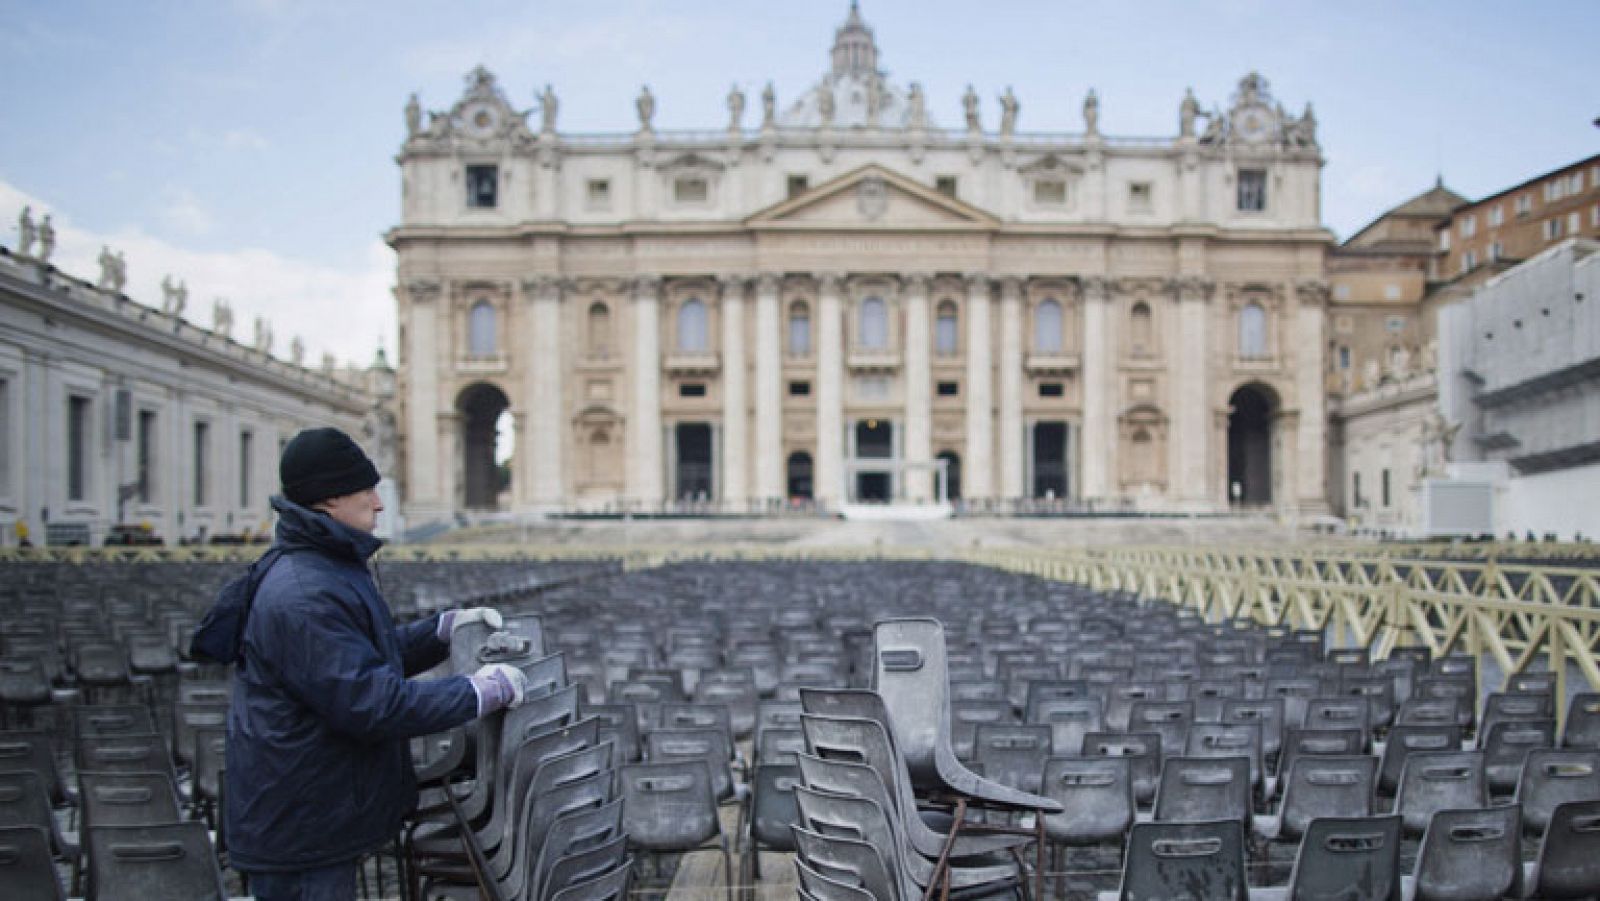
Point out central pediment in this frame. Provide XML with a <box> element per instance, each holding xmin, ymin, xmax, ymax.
<box><xmin>746</xmin><ymin>165</ymin><xmax>1000</xmax><ymax>231</ymax></box>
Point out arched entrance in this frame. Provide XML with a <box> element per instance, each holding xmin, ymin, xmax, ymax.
<box><xmin>456</xmin><ymin>382</ymin><xmax>511</xmax><ymax>510</ymax></box>
<box><xmin>1227</xmin><ymin>383</ymin><xmax>1277</xmax><ymax>507</ymax></box>
<box><xmin>937</xmin><ymin>450</ymin><xmax>962</xmax><ymax>501</ymax></box>
<box><xmin>787</xmin><ymin>451</ymin><xmax>814</xmax><ymax>501</ymax></box>
<box><xmin>853</xmin><ymin>419</ymin><xmax>894</xmax><ymax>502</ymax></box>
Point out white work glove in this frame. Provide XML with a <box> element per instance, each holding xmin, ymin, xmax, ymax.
<box><xmin>469</xmin><ymin>663</ymin><xmax>528</xmax><ymax>716</ymax></box>
<box><xmin>437</xmin><ymin>607</ymin><xmax>504</xmax><ymax>641</ymax></box>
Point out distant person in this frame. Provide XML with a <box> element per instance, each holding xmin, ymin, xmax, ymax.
<box><xmin>203</xmin><ymin>427</ymin><xmax>528</xmax><ymax>901</ymax></box>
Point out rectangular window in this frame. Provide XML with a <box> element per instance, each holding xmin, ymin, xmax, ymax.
<box><xmin>465</xmin><ymin>164</ymin><xmax>497</xmax><ymax>208</ymax></box>
<box><xmin>787</xmin><ymin>175</ymin><xmax>809</xmax><ymax>198</ymax></box>
<box><xmin>1033</xmin><ymin>179</ymin><xmax>1066</xmax><ymax>205</ymax></box>
<box><xmin>1544</xmin><ymin>218</ymin><xmax>1564</xmax><ymax>240</ymax></box>
<box><xmin>788</xmin><ymin>380</ymin><xmax>811</xmax><ymax>397</ymax></box>
<box><xmin>1460</xmin><ymin>215</ymin><xmax>1476</xmax><ymax>238</ymax></box>
<box><xmin>936</xmin><ymin>381</ymin><xmax>959</xmax><ymax>397</ymax></box>
<box><xmin>1383</xmin><ymin>284</ymin><xmax>1402</xmax><ymax>300</ymax></box>
<box><xmin>1515</xmin><ymin>194</ymin><xmax>1532</xmax><ymax>216</ymax></box>
<box><xmin>136</xmin><ymin>410</ymin><xmax>156</xmax><ymax>503</ymax></box>
<box><xmin>1462</xmin><ymin>250</ymin><xmax>1477</xmax><ymax>273</ymax></box>
<box><xmin>586</xmin><ymin>179</ymin><xmax>611</xmax><ymax>209</ymax></box>
<box><xmin>1488</xmin><ymin>205</ymin><xmax>1503</xmax><ymax>228</ymax></box>
<box><xmin>1038</xmin><ymin>382</ymin><xmax>1064</xmax><ymax>398</ymax></box>
<box><xmin>673</xmin><ymin>176</ymin><xmax>708</xmax><ymax>204</ymax></box>
<box><xmin>1128</xmin><ymin>181</ymin><xmax>1152</xmax><ymax>212</ymax></box>
<box><xmin>934</xmin><ymin>313</ymin><xmax>958</xmax><ymax>356</ymax></box>
<box><xmin>1592</xmin><ymin>204</ymin><xmax>1600</xmax><ymax>228</ymax></box>
<box><xmin>239</xmin><ymin>429</ymin><xmax>253</xmax><ymax>507</ymax></box>
<box><xmin>1353</xmin><ymin>472</ymin><xmax>1363</xmax><ymax>508</ymax></box>
<box><xmin>678</xmin><ymin>383</ymin><xmax>706</xmax><ymax>398</ymax></box>
<box><xmin>1489</xmin><ymin>241</ymin><xmax>1503</xmax><ymax>261</ymax></box>
<box><xmin>1570</xmin><ymin>211</ymin><xmax>1582</xmax><ymax>233</ymax></box>
<box><xmin>1571</xmin><ymin>173</ymin><xmax>1585</xmax><ymax>194</ymax></box>
<box><xmin>193</xmin><ymin>421</ymin><xmax>210</xmax><ymax>507</ymax></box>
<box><xmin>67</xmin><ymin>395</ymin><xmax>90</xmax><ymax>502</ymax></box>
<box><xmin>1338</xmin><ymin>346</ymin><xmax>1350</xmax><ymax>369</ymax></box>
<box><xmin>1385</xmin><ymin>316</ymin><xmax>1405</xmax><ymax>333</ymax></box>
<box><xmin>935</xmin><ymin>176</ymin><xmax>958</xmax><ymax>198</ymax></box>
<box><xmin>1439</xmin><ymin>229</ymin><xmax>1451</xmax><ymax>251</ymax></box>
<box><xmin>1381</xmin><ymin>468</ymin><xmax>1391</xmax><ymax>507</ymax></box>
<box><xmin>1593</xmin><ymin>166</ymin><xmax>1600</xmax><ymax>189</ymax></box>
<box><xmin>1236</xmin><ymin>168</ymin><xmax>1267</xmax><ymax>211</ymax></box>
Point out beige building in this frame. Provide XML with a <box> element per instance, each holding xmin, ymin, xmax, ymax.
<box><xmin>389</xmin><ymin>7</ymin><xmax>1332</xmax><ymax>521</ymax></box>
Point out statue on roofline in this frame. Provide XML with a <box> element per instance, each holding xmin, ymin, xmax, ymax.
<box><xmin>636</xmin><ymin>85</ymin><xmax>655</xmax><ymax>131</ymax></box>
<box><xmin>962</xmin><ymin>84</ymin><xmax>980</xmax><ymax>132</ymax></box>
<box><xmin>540</xmin><ymin>84</ymin><xmax>558</xmax><ymax>133</ymax></box>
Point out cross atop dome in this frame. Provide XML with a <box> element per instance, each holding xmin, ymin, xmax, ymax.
<box><xmin>831</xmin><ymin>1</ymin><xmax>879</xmax><ymax>77</ymax></box>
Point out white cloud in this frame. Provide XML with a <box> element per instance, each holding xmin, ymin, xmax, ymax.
<box><xmin>221</xmin><ymin>129</ymin><xmax>270</xmax><ymax>152</ymax></box>
<box><xmin>160</xmin><ymin>187</ymin><xmax>216</xmax><ymax>237</ymax></box>
<box><xmin>1</xmin><ymin>177</ymin><xmax>395</xmax><ymax>369</ymax></box>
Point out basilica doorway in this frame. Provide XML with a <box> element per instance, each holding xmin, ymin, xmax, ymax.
<box><xmin>674</xmin><ymin>423</ymin><xmax>714</xmax><ymax>501</ymax></box>
<box><xmin>787</xmin><ymin>451</ymin><xmax>814</xmax><ymax>501</ymax></box>
<box><xmin>1227</xmin><ymin>383</ymin><xmax>1277</xmax><ymax>506</ymax></box>
<box><xmin>1031</xmin><ymin>421</ymin><xmax>1070</xmax><ymax>499</ymax></box>
<box><xmin>456</xmin><ymin>382</ymin><xmax>510</xmax><ymax>510</ymax></box>
<box><xmin>853</xmin><ymin>419</ymin><xmax>894</xmax><ymax>502</ymax></box>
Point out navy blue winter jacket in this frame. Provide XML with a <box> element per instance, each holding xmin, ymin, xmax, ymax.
<box><xmin>220</xmin><ymin>496</ymin><xmax>477</xmax><ymax>871</ymax></box>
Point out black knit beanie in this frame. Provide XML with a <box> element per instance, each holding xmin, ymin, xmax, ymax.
<box><xmin>279</xmin><ymin>427</ymin><xmax>380</xmax><ymax>507</ymax></box>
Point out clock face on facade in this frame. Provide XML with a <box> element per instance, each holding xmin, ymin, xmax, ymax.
<box><xmin>1235</xmin><ymin>106</ymin><xmax>1272</xmax><ymax>142</ymax></box>
<box><xmin>463</xmin><ymin>103</ymin><xmax>500</xmax><ymax>138</ymax></box>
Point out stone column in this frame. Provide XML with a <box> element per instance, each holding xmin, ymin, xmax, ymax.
<box><xmin>902</xmin><ymin>272</ymin><xmax>932</xmax><ymax>501</ymax></box>
<box><xmin>1080</xmin><ymin>276</ymin><xmax>1113</xmax><ymax>501</ymax></box>
<box><xmin>815</xmin><ymin>273</ymin><xmax>845</xmax><ymax>507</ymax></box>
<box><xmin>526</xmin><ymin>276</ymin><xmax>565</xmax><ymax>507</ymax></box>
<box><xmin>628</xmin><ymin>275</ymin><xmax>663</xmax><ymax>505</ymax></box>
<box><xmin>964</xmin><ymin>273</ymin><xmax>994</xmax><ymax>499</ymax></box>
<box><xmin>753</xmin><ymin>274</ymin><xmax>784</xmax><ymax>504</ymax></box>
<box><xmin>998</xmin><ymin>276</ymin><xmax>1025</xmax><ymax>499</ymax></box>
<box><xmin>719</xmin><ymin>274</ymin><xmax>748</xmax><ymax>510</ymax></box>
<box><xmin>1172</xmin><ymin>278</ymin><xmax>1212</xmax><ymax>507</ymax></box>
<box><xmin>1295</xmin><ymin>280</ymin><xmax>1331</xmax><ymax>514</ymax></box>
<box><xmin>402</xmin><ymin>279</ymin><xmax>443</xmax><ymax>518</ymax></box>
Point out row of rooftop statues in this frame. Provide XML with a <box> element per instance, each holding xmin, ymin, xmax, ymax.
<box><xmin>402</xmin><ymin>68</ymin><xmax>1316</xmax><ymax>147</ymax></box>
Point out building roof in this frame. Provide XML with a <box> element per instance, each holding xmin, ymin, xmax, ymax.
<box><xmin>1342</xmin><ymin>178</ymin><xmax>1469</xmax><ymax>247</ymax></box>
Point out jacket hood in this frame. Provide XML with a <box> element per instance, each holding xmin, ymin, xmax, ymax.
<box><xmin>270</xmin><ymin>495</ymin><xmax>383</xmax><ymax>562</ymax></box>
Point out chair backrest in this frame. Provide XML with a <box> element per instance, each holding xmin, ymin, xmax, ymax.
<box><xmin>795</xmin><ymin>859</ymin><xmax>876</xmax><ymax>901</ymax></box>
<box><xmin>1221</xmin><ymin>697</ymin><xmax>1285</xmax><ymax>762</ymax></box>
<box><xmin>758</xmin><ymin>726</ymin><xmax>807</xmax><ymax>765</ymax></box>
<box><xmin>75</xmin><ymin>734</ymin><xmax>174</xmax><ymax>778</ymax></box>
<box><xmin>643</xmin><ymin>727</ymin><xmax>734</xmax><ymax>801</ymax></box>
<box><xmin>794</xmin><ymin>786</ymin><xmax>913</xmax><ymax>901</ymax></box>
<box><xmin>580</xmin><ymin>701</ymin><xmax>641</xmax><ymax>763</ymax></box>
<box><xmin>1275</xmin><ymin>755</ymin><xmax>1376</xmax><ymax>841</ymax></box>
<box><xmin>1377</xmin><ymin>724</ymin><xmax>1462</xmax><ymax>796</ymax></box>
<box><xmin>869</xmin><ymin>618</ymin><xmax>950</xmax><ymax>786</ymax></box>
<box><xmin>1482</xmin><ymin>718</ymin><xmax>1556</xmax><ymax>793</ymax></box>
<box><xmin>547</xmin><ymin>859</ymin><xmax>631</xmax><ymax>901</ymax></box>
<box><xmin>1117</xmin><ymin>819</ymin><xmax>1248</xmax><ymax>901</ymax></box>
<box><xmin>0</xmin><ymin>825</ymin><xmax>64</xmax><ymax>901</ymax></box>
<box><xmin>1481</xmin><ymin>691</ymin><xmax>1555</xmax><ymax>739</ymax></box>
<box><xmin>1279</xmin><ymin>815</ymin><xmax>1402</xmax><ymax>901</ymax></box>
<box><xmin>791</xmin><ymin>825</ymin><xmax>900</xmax><ymax>901</ymax></box>
<box><xmin>619</xmin><ymin>760</ymin><xmax>720</xmax><ymax>850</ymax></box>
<box><xmin>1530</xmin><ymin>798</ymin><xmax>1600</xmax><ymax>899</ymax></box>
<box><xmin>78</xmin><ymin>772</ymin><xmax>182</xmax><ymax>829</ymax></box>
<box><xmin>1412</xmin><ymin>804</ymin><xmax>1522</xmax><ymax>901</ymax></box>
<box><xmin>0</xmin><ymin>731</ymin><xmax>65</xmax><ymax>805</ymax></box>
<box><xmin>171</xmin><ymin>702</ymin><xmax>227</xmax><ymax>767</ymax></box>
<box><xmin>1185</xmin><ymin>721</ymin><xmax>1264</xmax><ymax>790</ymax></box>
<box><xmin>1563</xmin><ymin>693</ymin><xmax>1600</xmax><ymax>749</ymax></box>
<box><xmin>529</xmin><ymin>798</ymin><xmax>624</xmax><ymax>901</ymax></box>
<box><xmin>971</xmin><ymin>723</ymin><xmax>1053</xmax><ymax>794</ymax></box>
<box><xmin>1041</xmin><ymin>755</ymin><xmax>1134</xmax><ymax>846</ymax></box>
<box><xmin>1027</xmin><ymin>696</ymin><xmax>1104</xmax><ymax>761</ymax></box>
<box><xmin>541</xmin><ymin>833</ymin><xmax>628</xmax><ymax>900</ymax></box>
<box><xmin>1395</xmin><ymin>750</ymin><xmax>1486</xmax><ymax>836</ymax></box>
<box><xmin>1128</xmin><ymin>700</ymin><xmax>1195</xmax><ymax>759</ymax></box>
<box><xmin>85</xmin><ymin>821</ymin><xmax>226</xmax><ymax>901</ymax></box>
<box><xmin>1154</xmin><ymin>756</ymin><xmax>1251</xmax><ymax>825</ymax></box>
<box><xmin>1082</xmin><ymin>731</ymin><xmax>1162</xmax><ymax>806</ymax></box>
<box><xmin>750</xmin><ymin>763</ymin><xmax>802</xmax><ymax>854</ymax></box>
<box><xmin>73</xmin><ymin>705</ymin><xmax>156</xmax><ymax>739</ymax></box>
<box><xmin>1277</xmin><ymin>728</ymin><xmax>1364</xmax><ymax>786</ymax></box>
<box><xmin>1516</xmin><ymin>748</ymin><xmax>1600</xmax><ymax>837</ymax></box>
<box><xmin>1303</xmin><ymin>696</ymin><xmax>1371</xmax><ymax>748</ymax></box>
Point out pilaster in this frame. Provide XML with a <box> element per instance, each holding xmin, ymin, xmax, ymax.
<box><xmin>816</xmin><ymin>273</ymin><xmax>845</xmax><ymax>507</ymax></box>
<box><xmin>719</xmin><ymin>274</ymin><xmax>748</xmax><ymax>508</ymax></box>
<box><xmin>998</xmin><ymin>276</ymin><xmax>1024</xmax><ymax>499</ymax></box>
<box><xmin>1173</xmin><ymin>277</ymin><xmax>1213</xmax><ymax>506</ymax></box>
<box><xmin>753</xmin><ymin>274</ymin><xmax>784</xmax><ymax>503</ymax></box>
<box><xmin>628</xmin><ymin>275</ymin><xmax>663</xmax><ymax>505</ymax></box>
<box><xmin>1080</xmin><ymin>276</ymin><xmax>1113</xmax><ymax>501</ymax></box>
<box><xmin>902</xmin><ymin>272</ymin><xmax>932</xmax><ymax>501</ymax></box>
<box><xmin>963</xmin><ymin>273</ymin><xmax>993</xmax><ymax>499</ymax></box>
<box><xmin>525</xmin><ymin>276</ymin><xmax>565</xmax><ymax>507</ymax></box>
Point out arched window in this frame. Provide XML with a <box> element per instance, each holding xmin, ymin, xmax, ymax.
<box><xmin>935</xmin><ymin>300</ymin><xmax>959</xmax><ymax>356</ymax></box>
<box><xmin>1130</xmin><ymin>302</ymin><xmax>1153</xmax><ymax>356</ymax></box>
<box><xmin>859</xmin><ymin>296</ymin><xmax>888</xmax><ymax>350</ymax></box>
<box><xmin>467</xmin><ymin>300</ymin><xmax>496</xmax><ymax>357</ymax></box>
<box><xmin>1239</xmin><ymin>302</ymin><xmax>1268</xmax><ymax>359</ymax></box>
<box><xmin>1034</xmin><ymin>299</ymin><xmax>1063</xmax><ymax>354</ymax></box>
<box><xmin>677</xmin><ymin>298</ymin><xmax>709</xmax><ymax>353</ymax></box>
<box><xmin>1338</xmin><ymin>345</ymin><xmax>1351</xmax><ymax>370</ymax></box>
<box><xmin>587</xmin><ymin>302</ymin><xmax>611</xmax><ymax>359</ymax></box>
<box><xmin>788</xmin><ymin>301</ymin><xmax>811</xmax><ymax>357</ymax></box>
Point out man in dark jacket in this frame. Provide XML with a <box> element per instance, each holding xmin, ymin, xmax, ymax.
<box><xmin>221</xmin><ymin>427</ymin><xmax>527</xmax><ymax>901</ymax></box>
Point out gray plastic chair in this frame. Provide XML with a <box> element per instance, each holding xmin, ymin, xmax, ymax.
<box><xmin>871</xmin><ymin>618</ymin><xmax>1061</xmax><ymax>812</ymax></box>
<box><xmin>547</xmin><ymin>860</ymin><xmax>631</xmax><ymax>901</ymax></box>
<box><xmin>619</xmin><ymin>760</ymin><xmax>731</xmax><ymax>901</ymax></box>
<box><xmin>1153</xmin><ymin>755</ymin><xmax>1251</xmax><ymax>827</ymax></box>
<box><xmin>85</xmin><ymin>821</ymin><xmax>225</xmax><ymax>901</ymax></box>
<box><xmin>1405</xmin><ymin>804</ymin><xmax>1522</xmax><ymax>901</ymax></box>
<box><xmin>1027</xmin><ymin>695</ymin><xmax>1104</xmax><ymax>761</ymax></box>
<box><xmin>1251</xmin><ymin>815</ymin><xmax>1401</xmax><ymax>901</ymax></box>
<box><xmin>971</xmin><ymin>723</ymin><xmax>1053</xmax><ymax>794</ymax></box>
<box><xmin>1514</xmin><ymin>748</ymin><xmax>1600</xmax><ymax>838</ymax></box>
<box><xmin>77</xmin><ymin>772</ymin><xmax>182</xmax><ymax>829</ymax></box>
<box><xmin>1082</xmin><ymin>731</ymin><xmax>1162</xmax><ymax>808</ymax></box>
<box><xmin>0</xmin><ymin>825</ymin><xmax>64</xmax><ymax>900</ymax></box>
<box><xmin>1524</xmin><ymin>798</ymin><xmax>1600</xmax><ymax>900</ymax></box>
<box><xmin>795</xmin><ymin>858</ymin><xmax>877</xmax><ymax>901</ymax></box>
<box><xmin>791</xmin><ymin>825</ymin><xmax>901</xmax><ymax>901</ymax></box>
<box><xmin>1253</xmin><ymin>755</ymin><xmax>1375</xmax><ymax>843</ymax></box>
<box><xmin>1481</xmin><ymin>719</ymin><xmax>1555</xmax><ymax>795</ymax></box>
<box><xmin>1185</xmin><ymin>721</ymin><xmax>1264</xmax><ymax>792</ymax></box>
<box><xmin>528</xmin><ymin>799</ymin><xmax>624</xmax><ymax>901</ymax></box>
<box><xmin>1041</xmin><ymin>755</ymin><xmax>1134</xmax><ymax>857</ymax></box>
<box><xmin>1395</xmin><ymin>750</ymin><xmax>1486</xmax><ymax>837</ymax></box>
<box><xmin>1378</xmin><ymin>724</ymin><xmax>1463</xmax><ymax>797</ymax></box>
<box><xmin>1099</xmin><ymin>818</ymin><xmax>1248</xmax><ymax>901</ymax></box>
<box><xmin>1561</xmin><ymin>693</ymin><xmax>1600</xmax><ymax>748</ymax></box>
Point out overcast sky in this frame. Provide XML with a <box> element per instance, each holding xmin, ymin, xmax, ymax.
<box><xmin>1</xmin><ymin>0</ymin><xmax>1596</xmax><ymax>368</ymax></box>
